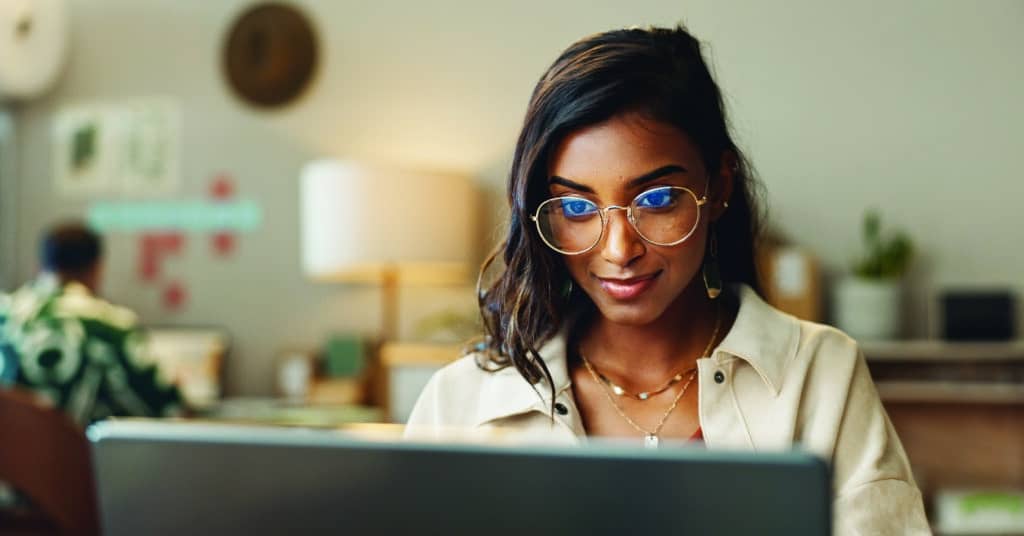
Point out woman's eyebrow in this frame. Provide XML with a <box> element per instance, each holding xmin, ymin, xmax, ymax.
<box><xmin>626</xmin><ymin>164</ymin><xmax>689</xmax><ymax>188</ymax></box>
<box><xmin>549</xmin><ymin>164</ymin><xmax>689</xmax><ymax>193</ymax></box>
<box><xmin>547</xmin><ymin>175</ymin><xmax>594</xmax><ymax>193</ymax></box>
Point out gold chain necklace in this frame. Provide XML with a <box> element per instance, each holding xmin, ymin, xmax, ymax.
<box><xmin>581</xmin><ymin>304</ymin><xmax>722</xmax><ymax>448</ymax></box>
<box><xmin>585</xmin><ymin>361</ymin><xmax>696</xmax><ymax>401</ymax></box>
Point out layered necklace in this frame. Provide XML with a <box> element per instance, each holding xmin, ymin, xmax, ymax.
<box><xmin>580</xmin><ymin>305</ymin><xmax>722</xmax><ymax>448</ymax></box>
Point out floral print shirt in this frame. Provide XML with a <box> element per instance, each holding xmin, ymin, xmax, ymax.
<box><xmin>0</xmin><ymin>274</ymin><xmax>182</xmax><ymax>426</ymax></box>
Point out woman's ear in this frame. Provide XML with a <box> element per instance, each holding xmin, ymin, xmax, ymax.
<box><xmin>711</xmin><ymin>151</ymin><xmax>736</xmax><ymax>222</ymax></box>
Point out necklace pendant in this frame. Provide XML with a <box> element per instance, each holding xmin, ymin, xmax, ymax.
<box><xmin>644</xmin><ymin>434</ymin><xmax>659</xmax><ymax>448</ymax></box>
<box><xmin>638</xmin><ymin>392</ymin><xmax>649</xmax><ymax>400</ymax></box>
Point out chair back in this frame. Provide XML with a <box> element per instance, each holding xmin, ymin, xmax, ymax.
<box><xmin>0</xmin><ymin>388</ymin><xmax>99</xmax><ymax>535</ymax></box>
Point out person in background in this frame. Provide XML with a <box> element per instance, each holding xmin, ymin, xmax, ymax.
<box><xmin>405</xmin><ymin>26</ymin><xmax>931</xmax><ymax>534</ymax></box>
<box><xmin>0</xmin><ymin>221</ymin><xmax>182</xmax><ymax>426</ymax></box>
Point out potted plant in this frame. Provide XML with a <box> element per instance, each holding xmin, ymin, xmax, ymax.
<box><xmin>834</xmin><ymin>210</ymin><xmax>914</xmax><ymax>340</ymax></box>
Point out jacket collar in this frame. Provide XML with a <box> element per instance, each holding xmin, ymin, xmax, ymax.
<box><xmin>473</xmin><ymin>284</ymin><xmax>799</xmax><ymax>426</ymax></box>
<box><xmin>712</xmin><ymin>284</ymin><xmax>800</xmax><ymax>396</ymax></box>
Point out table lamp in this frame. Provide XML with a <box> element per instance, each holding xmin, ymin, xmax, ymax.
<box><xmin>300</xmin><ymin>159</ymin><xmax>474</xmax><ymax>341</ymax></box>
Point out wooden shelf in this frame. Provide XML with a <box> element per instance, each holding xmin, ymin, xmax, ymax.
<box><xmin>877</xmin><ymin>381</ymin><xmax>1024</xmax><ymax>404</ymax></box>
<box><xmin>862</xmin><ymin>341</ymin><xmax>1024</xmax><ymax>404</ymax></box>
<box><xmin>380</xmin><ymin>342</ymin><xmax>463</xmax><ymax>366</ymax></box>
<box><xmin>861</xmin><ymin>340</ymin><xmax>1024</xmax><ymax>362</ymax></box>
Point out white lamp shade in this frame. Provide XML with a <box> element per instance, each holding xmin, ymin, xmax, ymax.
<box><xmin>300</xmin><ymin>159</ymin><xmax>474</xmax><ymax>284</ymax></box>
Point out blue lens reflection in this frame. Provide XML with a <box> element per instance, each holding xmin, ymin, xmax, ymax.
<box><xmin>635</xmin><ymin>187</ymin><xmax>677</xmax><ymax>209</ymax></box>
<box><xmin>559</xmin><ymin>198</ymin><xmax>598</xmax><ymax>219</ymax></box>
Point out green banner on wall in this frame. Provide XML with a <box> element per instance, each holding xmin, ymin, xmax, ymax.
<box><xmin>87</xmin><ymin>200</ymin><xmax>262</xmax><ymax>232</ymax></box>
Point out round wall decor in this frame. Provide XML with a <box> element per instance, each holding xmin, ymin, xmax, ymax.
<box><xmin>222</xmin><ymin>3</ymin><xmax>318</xmax><ymax>108</ymax></box>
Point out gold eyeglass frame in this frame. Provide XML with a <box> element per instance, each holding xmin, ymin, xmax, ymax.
<box><xmin>530</xmin><ymin>183</ymin><xmax>709</xmax><ymax>255</ymax></box>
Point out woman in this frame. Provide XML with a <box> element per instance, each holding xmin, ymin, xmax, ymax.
<box><xmin>406</xmin><ymin>26</ymin><xmax>930</xmax><ymax>534</ymax></box>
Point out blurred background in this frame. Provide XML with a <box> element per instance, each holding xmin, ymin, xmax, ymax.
<box><xmin>0</xmin><ymin>0</ymin><xmax>1022</xmax><ymax>533</ymax></box>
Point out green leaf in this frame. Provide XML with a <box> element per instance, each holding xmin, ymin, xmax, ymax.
<box><xmin>863</xmin><ymin>209</ymin><xmax>881</xmax><ymax>244</ymax></box>
<box><xmin>850</xmin><ymin>210</ymin><xmax>914</xmax><ymax>279</ymax></box>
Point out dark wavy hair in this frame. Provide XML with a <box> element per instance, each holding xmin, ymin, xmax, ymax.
<box><xmin>475</xmin><ymin>25</ymin><xmax>764</xmax><ymax>408</ymax></box>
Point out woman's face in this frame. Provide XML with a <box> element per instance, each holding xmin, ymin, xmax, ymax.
<box><xmin>545</xmin><ymin>112</ymin><xmax>721</xmax><ymax>326</ymax></box>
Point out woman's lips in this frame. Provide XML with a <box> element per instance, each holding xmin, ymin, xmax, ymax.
<box><xmin>597</xmin><ymin>272</ymin><xmax>660</xmax><ymax>300</ymax></box>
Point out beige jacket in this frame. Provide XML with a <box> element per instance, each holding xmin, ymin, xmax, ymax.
<box><xmin>406</xmin><ymin>285</ymin><xmax>931</xmax><ymax>535</ymax></box>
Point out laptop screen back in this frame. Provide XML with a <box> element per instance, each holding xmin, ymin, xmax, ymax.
<box><xmin>88</xmin><ymin>420</ymin><xmax>831</xmax><ymax>535</ymax></box>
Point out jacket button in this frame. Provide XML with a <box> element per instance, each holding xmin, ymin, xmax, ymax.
<box><xmin>714</xmin><ymin>371</ymin><xmax>726</xmax><ymax>384</ymax></box>
<box><xmin>554</xmin><ymin>402</ymin><xmax>569</xmax><ymax>415</ymax></box>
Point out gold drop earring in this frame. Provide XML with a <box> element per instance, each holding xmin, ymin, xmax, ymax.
<box><xmin>702</xmin><ymin>223</ymin><xmax>722</xmax><ymax>300</ymax></box>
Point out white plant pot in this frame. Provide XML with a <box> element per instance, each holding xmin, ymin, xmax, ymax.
<box><xmin>834</xmin><ymin>277</ymin><xmax>902</xmax><ymax>341</ymax></box>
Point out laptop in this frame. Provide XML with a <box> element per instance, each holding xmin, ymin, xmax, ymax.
<box><xmin>88</xmin><ymin>420</ymin><xmax>831</xmax><ymax>535</ymax></box>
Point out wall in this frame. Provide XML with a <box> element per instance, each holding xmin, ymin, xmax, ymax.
<box><xmin>684</xmin><ymin>0</ymin><xmax>1024</xmax><ymax>336</ymax></box>
<box><xmin>9</xmin><ymin>0</ymin><xmax>1024</xmax><ymax>394</ymax></box>
<box><xmin>0</xmin><ymin>109</ymin><xmax>14</xmax><ymax>290</ymax></box>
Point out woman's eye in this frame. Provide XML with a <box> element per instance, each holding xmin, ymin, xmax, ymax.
<box><xmin>637</xmin><ymin>188</ymin><xmax>676</xmax><ymax>208</ymax></box>
<box><xmin>560</xmin><ymin>199</ymin><xmax>597</xmax><ymax>217</ymax></box>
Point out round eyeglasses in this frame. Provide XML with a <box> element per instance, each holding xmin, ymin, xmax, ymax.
<box><xmin>530</xmin><ymin>185</ymin><xmax>708</xmax><ymax>255</ymax></box>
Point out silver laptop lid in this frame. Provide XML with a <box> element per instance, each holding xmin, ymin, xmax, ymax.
<box><xmin>88</xmin><ymin>420</ymin><xmax>831</xmax><ymax>536</ymax></box>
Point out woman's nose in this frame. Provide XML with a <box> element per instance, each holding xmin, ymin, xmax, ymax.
<box><xmin>600</xmin><ymin>209</ymin><xmax>645</xmax><ymax>266</ymax></box>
